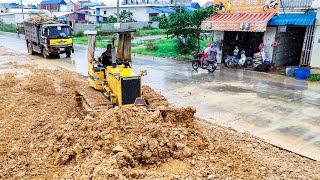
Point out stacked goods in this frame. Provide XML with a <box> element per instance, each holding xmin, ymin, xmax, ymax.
<box><xmin>26</xmin><ymin>16</ymin><xmax>53</xmax><ymax>24</ymax></box>
<box><xmin>253</xmin><ymin>52</ymin><xmax>263</xmax><ymax>62</ymax></box>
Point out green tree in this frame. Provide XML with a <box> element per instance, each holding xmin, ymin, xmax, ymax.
<box><xmin>104</xmin><ymin>15</ymin><xmax>117</xmax><ymax>23</ymax></box>
<box><xmin>119</xmin><ymin>10</ymin><xmax>136</xmax><ymax>22</ymax></box>
<box><xmin>166</xmin><ymin>7</ymin><xmax>214</xmax><ymax>54</ymax></box>
<box><xmin>151</xmin><ymin>15</ymin><xmax>169</xmax><ymax>29</ymax></box>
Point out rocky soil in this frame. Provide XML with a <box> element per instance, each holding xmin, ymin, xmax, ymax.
<box><xmin>0</xmin><ymin>46</ymin><xmax>320</xmax><ymax>179</ymax></box>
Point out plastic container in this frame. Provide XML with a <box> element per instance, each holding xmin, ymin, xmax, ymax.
<box><xmin>294</xmin><ymin>67</ymin><xmax>311</xmax><ymax>80</ymax></box>
<box><xmin>286</xmin><ymin>66</ymin><xmax>299</xmax><ymax>77</ymax></box>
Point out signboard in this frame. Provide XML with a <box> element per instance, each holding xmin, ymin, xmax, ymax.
<box><xmin>201</xmin><ymin>12</ymin><xmax>274</xmax><ymax>32</ymax></box>
<box><xmin>213</xmin><ymin>0</ymin><xmax>280</xmax><ymax>13</ymax></box>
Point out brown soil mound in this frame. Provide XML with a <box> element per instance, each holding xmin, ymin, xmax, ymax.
<box><xmin>0</xmin><ymin>53</ymin><xmax>320</xmax><ymax>179</ymax></box>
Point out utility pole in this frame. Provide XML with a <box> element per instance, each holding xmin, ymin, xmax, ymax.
<box><xmin>20</xmin><ymin>0</ymin><xmax>24</xmax><ymax>20</ymax></box>
<box><xmin>117</xmin><ymin>0</ymin><xmax>120</xmax><ymax>22</ymax></box>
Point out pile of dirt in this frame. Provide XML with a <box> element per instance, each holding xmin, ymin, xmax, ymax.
<box><xmin>1</xmin><ymin>51</ymin><xmax>320</xmax><ymax>179</ymax></box>
<box><xmin>142</xmin><ymin>85</ymin><xmax>169</xmax><ymax>109</ymax></box>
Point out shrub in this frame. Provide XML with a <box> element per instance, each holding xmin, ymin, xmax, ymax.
<box><xmin>151</xmin><ymin>15</ymin><xmax>169</xmax><ymax>29</ymax></box>
<box><xmin>308</xmin><ymin>74</ymin><xmax>320</xmax><ymax>82</ymax></box>
<box><xmin>0</xmin><ymin>21</ymin><xmax>16</xmax><ymax>33</ymax></box>
<box><xmin>72</xmin><ymin>30</ymin><xmax>84</xmax><ymax>37</ymax></box>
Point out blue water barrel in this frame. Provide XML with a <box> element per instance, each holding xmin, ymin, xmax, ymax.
<box><xmin>286</xmin><ymin>66</ymin><xmax>299</xmax><ymax>77</ymax></box>
<box><xmin>295</xmin><ymin>67</ymin><xmax>311</xmax><ymax>80</ymax></box>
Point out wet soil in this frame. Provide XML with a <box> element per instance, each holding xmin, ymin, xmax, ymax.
<box><xmin>0</xmin><ymin>46</ymin><xmax>320</xmax><ymax>179</ymax></box>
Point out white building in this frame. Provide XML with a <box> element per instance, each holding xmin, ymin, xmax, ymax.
<box><xmin>90</xmin><ymin>0</ymin><xmax>191</xmax><ymax>23</ymax></box>
<box><xmin>60</xmin><ymin>0</ymin><xmax>75</xmax><ymax>12</ymax></box>
<box><xmin>0</xmin><ymin>9</ymin><xmax>50</xmax><ymax>24</ymax></box>
<box><xmin>106</xmin><ymin>0</ymin><xmax>191</xmax><ymax>6</ymax></box>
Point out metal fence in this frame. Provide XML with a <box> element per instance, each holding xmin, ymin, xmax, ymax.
<box><xmin>281</xmin><ymin>0</ymin><xmax>314</xmax><ymax>9</ymax></box>
<box><xmin>73</xmin><ymin>21</ymin><xmax>159</xmax><ymax>32</ymax></box>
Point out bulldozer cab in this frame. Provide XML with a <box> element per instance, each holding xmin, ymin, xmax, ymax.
<box><xmin>86</xmin><ymin>29</ymin><xmax>136</xmax><ymax>67</ymax></box>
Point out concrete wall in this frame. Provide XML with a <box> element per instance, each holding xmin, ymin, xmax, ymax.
<box><xmin>213</xmin><ymin>31</ymin><xmax>224</xmax><ymax>63</ymax></box>
<box><xmin>100</xmin><ymin>6</ymin><xmax>150</xmax><ymax>22</ymax></box>
<box><xmin>263</xmin><ymin>26</ymin><xmax>277</xmax><ymax>63</ymax></box>
<box><xmin>73</xmin><ymin>21</ymin><xmax>159</xmax><ymax>32</ymax></box>
<box><xmin>310</xmin><ymin>8</ymin><xmax>320</xmax><ymax>67</ymax></box>
<box><xmin>273</xmin><ymin>29</ymin><xmax>295</xmax><ymax>66</ymax></box>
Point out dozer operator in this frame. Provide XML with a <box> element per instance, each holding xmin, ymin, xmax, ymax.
<box><xmin>98</xmin><ymin>44</ymin><xmax>112</xmax><ymax>67</ymax></box>
<box><xmin>76</xmin><ymin>29</ymin><xmax>146</xmax><ymax>111</ymax></box>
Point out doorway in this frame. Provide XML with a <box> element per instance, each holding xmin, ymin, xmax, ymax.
<box><xmin>273</xmin><ymin>27</ymin><xmax>306</xmax><ymax>66</ymax></box>
<box><xmin>223</xmin><ymin>31</ymin><xmax>264</xmax><ymax>62</ymax></box>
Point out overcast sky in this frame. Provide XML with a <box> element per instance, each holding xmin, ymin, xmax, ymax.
<box><xmin>0</xmin><ymin>0</ymin><xmax>209</xmax><ymax>6</ymax></box>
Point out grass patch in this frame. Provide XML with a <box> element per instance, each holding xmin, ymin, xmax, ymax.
<box><xmin>74</xmin><ymin>35</ymin><xmax>212</xmax><ymax>58</ymax></box>
<box><xmin>0</xmin><ymin>21</ymin><xmax>16</xmax><ymax>33</ymax></box>
<box><xmin>132</xmin><ymin>38</ymin><xmax>211</xmax><ymax>58</ymax></box>
<box><xmin>132</xmin><ymin>38</ymin><xmax>178</xmax><ymax>57</ymax></box>
<box><xmin>133</xmin><ymin>29</ymin><xmax>167</xmax><ymax>36</ymax></box>
<box><xmin>308</xmin><ymin>74</ymin><xmax>320</xmax><ymax>82</ymax></box>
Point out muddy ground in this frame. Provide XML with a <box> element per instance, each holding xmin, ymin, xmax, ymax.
<box><xmin>0</xmin><ymin>47</ymin><xmax>320</xmax><ymax>179</ymax></box>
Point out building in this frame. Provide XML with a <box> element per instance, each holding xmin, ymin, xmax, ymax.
<box><xmin>89</xmin><ymin>0</ymin><xmax>191</xmax><ymax>23</ymax></box>
<box><xmin>121</xmin><ymin>0</ymin><xmax>191</xmax><ymax>6</ymax></box>
<box><xmin>74</xmin><ymin>0</ymin><xmax>105</xmax><ymax>11</ymax></box>
<box><xmin>40</xmin><ymin>0</ymin><xmax>67</xmax><ymax>12</ymax></box>
<box><xmin>0</xmin><ymin>3</ymin><xmax>22</xmax><ymax>14</ymax></box>
<box><xmin>0</xmin><ymin>9</ymin><xmax>50</xmax><ymax>24</ymax></box>
<box><xmin>202</xmin><ymin>0</ymin><xmax>320</xmax><ymax>68</ymax></box>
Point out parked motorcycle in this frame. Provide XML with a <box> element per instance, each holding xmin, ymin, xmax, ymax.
<box><xmin>225</xmin><ymin>51</ymin><xmax>253</xmax><ymax>68</ymax></box>
<box><xmin>192</xmin><ymin>52</ymin><xmax>218</xmax><ymax>73</ymax></box>
<box><xmin>239</xmin><ymin>51</ymin><xmax>254</xmax><ymax>67</ymax></box>
<box><xmin>263</xmin><ymin>0</ymin><xmax>278</xmax><ymax>11</ymax></box>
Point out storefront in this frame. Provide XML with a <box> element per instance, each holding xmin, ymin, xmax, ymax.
<box><xmin>201</xmin><ymin>0</ymin><xmax>278</xmax><ymax>64</ymax></box>
<box><xmin>202</xmin><ymin>0</ymin><xmax>317</xmax><ymax>67</ymax></box>
<box><xmin>268</xmin><ymin>12</ymin><xmax>317</xmax><ymax>66</ymax></box>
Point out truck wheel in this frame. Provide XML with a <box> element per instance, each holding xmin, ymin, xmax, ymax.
<box><xmin>66</xmin><ymin>49</ymin><xmax>71</xmax><ymax>58</ymax></box>
<box><xmin>27</xmin><ymin>42</ymin><xmax>35</xmax><ymax>55</ymax></box>
<box><xmin>42</xmin><ymin>49</ymin><xmax>49</xmax><ymax>58</ymax></box>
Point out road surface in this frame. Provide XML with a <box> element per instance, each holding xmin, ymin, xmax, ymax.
<box><xmin>1</xmin><ymin>32</ymin><xmax>320</xmax><ymax>161</ymax></box>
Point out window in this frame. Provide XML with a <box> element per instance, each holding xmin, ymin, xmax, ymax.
<box><xmin>104</xmin><ymin>10</ymin><xmax>106</xmax><ymax>15</ymax></box>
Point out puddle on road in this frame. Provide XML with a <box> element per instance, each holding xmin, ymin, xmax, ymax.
<box><xmin>207</xmin><ymin>85</ymin><xmax>255</xmax><ymax>94</ymax></box>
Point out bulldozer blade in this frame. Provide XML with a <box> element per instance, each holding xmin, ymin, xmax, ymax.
<box><xmin>134</xmin><ymin>97</ymin><xmax>147</xmax><ymax>106</ymax></box>
<box><xmin>75</xmin><ymin>87</ymin><xmax>113</xmax><ymax>112</ymax></box>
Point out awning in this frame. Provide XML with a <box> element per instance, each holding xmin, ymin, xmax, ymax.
<box><xmin>268</xmin><ymin>12</ymin><xmax>316</xmax><ymax>26</ymax></box>
<box><xmin>201</xmin><ymin>13</ymin><xmax>275</xmax><ymax>32</ymax></box>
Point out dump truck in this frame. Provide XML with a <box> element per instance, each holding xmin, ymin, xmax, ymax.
<box><xmin>24</xmin><ymin>21</ymin><xmax>74</xmax><ymax>58</ymax></box>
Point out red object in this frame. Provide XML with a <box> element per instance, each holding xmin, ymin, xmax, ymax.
<box><xmin>200</xmin><ymin>52</ymin><xmax>208</xmax><ymax>65</ymax></box>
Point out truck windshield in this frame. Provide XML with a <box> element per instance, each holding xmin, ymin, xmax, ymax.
<box><xmin>47</xmin><ymin>26</ymin><xmax>71</xmax><ymax>38</ymax></box>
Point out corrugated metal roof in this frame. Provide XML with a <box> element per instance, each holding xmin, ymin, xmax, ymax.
<box><xmin>281</xmin><ymin>0</ymin><xmax>314</xmax><ymax>9</ymax></box>
<box><xmin>147</xmin><ymin>7</ymin><xmax>175</xmax><ymax>14</ymax></box>
<box><xmin>40</xmin><ymin>0</ymin><xmax>66</xmax><ymax>5</ymax></box>
<box><xmin>268</xmin><ymin>12</ymin><xmax>316</xmax><ymax>26</ymax></box>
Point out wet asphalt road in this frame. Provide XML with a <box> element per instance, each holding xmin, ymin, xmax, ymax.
<box><xmin>1</xmin><ymin>32</ymin><xmax>320</xmax><ymax>161</ymax></box>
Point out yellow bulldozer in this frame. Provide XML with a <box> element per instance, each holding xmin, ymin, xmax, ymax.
<box><xmin>76</xmin><ymin>29</ymin><xmax>147</xmax><ymax>111</ymax></box>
